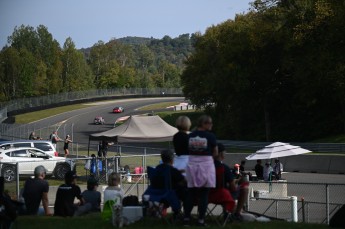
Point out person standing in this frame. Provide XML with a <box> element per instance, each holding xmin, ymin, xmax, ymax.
<box><xmin>255</xmin><ymin>160</ymin><xmax>264</xmax><ymax>180</ymax></box>
<box><xmin>22</xmin><ymin>165</ymin><xmax>51</xmax><ymax>215</ymax></box>
<box><xmin>63</xmin><ymin>135</ymin><xmax>72</xmax><ymax>157</ymax></box>
<box><xmin>273</xmin><ymin>159</ymin><xmax>283</xmax><ymax>180</ymax></box>
<box><xmin>263</xmin><ymin>162</ymin><xmax>273</xmax><ymax>181</ymax></box>
<box><xmin>183</xmin><ymin>115</ymin><xmax>218</xmax><ymax>226</ymax></box>
<box><xmin>50</xmin><ymin>131</ymin><xmax>61</xmax><ymax>149</ymax></box>
<box><xmin>173</xmin><ymin>116</ymin><xmax>191</xmax><ymax>176</ymax></box>
<box><xmin>54</xmin><ymin>171</ymin><xmax>84</xmax><ymax>217</ymax></box>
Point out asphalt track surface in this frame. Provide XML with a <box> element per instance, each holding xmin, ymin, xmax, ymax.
<box><xmin>30</xmin><ymin>97</ymin><xmax>184</xmax><ymax>144</ymax></box>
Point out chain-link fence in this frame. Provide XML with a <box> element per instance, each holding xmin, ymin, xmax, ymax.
<box><xmin>1</xmin><ymin>151</ymin><xmax>345</xmax><ymax>225</ymax></box>
<box><xmin>247</xmin><ymin>181</ymin><xmax>345</xmax><ymax>224</ymax></box>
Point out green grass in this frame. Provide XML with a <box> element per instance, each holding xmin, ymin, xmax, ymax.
<box><xmin>313</xmin><ymin>134</ymin><xmax>345</xmax><ymax>143</ymax></box>
<box><xmin>16</xmin><ymin>214</ymin><xmax>329</xmax><ymax>229</ymax></box>
<box><xmin>15</xmin><ymin>104</ymin><xmax>91</xmax><ymax>124</ymax></box>
<box><xmin>157</xmin><ymin>110</ymin><xmax>205</xmax><ymax>129</ymax></box>
<box><xmin>138</xmin><ymin>101</ymin><xmax>181</xmax><ymax>111</ymax></box>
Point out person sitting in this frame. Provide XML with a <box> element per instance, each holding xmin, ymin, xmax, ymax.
<box><xmin>209</xmin><ymin>143</ymin><xmax>236</xmax><ymax>219</ymax></box>
<box><xmin>22</xmin><ymin>165</ymin><xmax>51</xmax><ymax>215</ymax></box>
<box><xmin>74</xmin><ymin>177</ymin><xmax>101</xmax><ymax>216</ymax></box>
<box><xmin>144</xmin><ymin>150</ymin><xmax>186</xmax><ymax>217</ymax></box>
<box><xmin>54</xmin><ymin>171</ymin><xmax>85</xmax><ymax>217</ymax></box>
<box><xmin>173</xmin><ymin>116</ymin><xmax>191</xmax><ymax>176</ymax></box>
<box><xmin>0</xmin><ymin>177</ymin><xmax>18</xmax><ymax>229</ymax></box>
<box><xmin>103</xmin><ymin>172</ymin><xmax>124</xmax><ymax>205</ymax></box>
<box><xmin>255</xmin><ymin>160</ymin><xmax>264</xmax><ymax>180</ymax></box>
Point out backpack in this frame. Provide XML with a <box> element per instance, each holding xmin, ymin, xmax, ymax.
<box><xmin>102</xmin><ymin>200</ymin><xmax>115</xmax><ymax>221</ymax></box>
<box><xmin>122</xmin><ymin>195</ymin><xmax>139</xmax><ymax>206</ymax></box>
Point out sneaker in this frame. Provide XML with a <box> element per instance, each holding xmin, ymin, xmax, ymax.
<box><xmin>196</xmin><ymin>222</ymin><xmax>209</xmax><ymax>227</ymax></box>
<box><xmin>183</xmin><ymin>218</ymin><xmax>190</xmax><ymax>227</ymax></box>
<box><xmin>231</xmin><ymin>213</ymin><xmax>243</xmax><ymax>222</ymax></box>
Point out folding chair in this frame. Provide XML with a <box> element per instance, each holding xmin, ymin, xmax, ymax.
<box><xmin>207</xmin><ymin>164</ymin><xmax>235</xmax><ymax>226</ymax></box>
<box><xmin>143</xmin><ymin>166</ymin><xmax>181</xmax><ymax>222</ymax></box>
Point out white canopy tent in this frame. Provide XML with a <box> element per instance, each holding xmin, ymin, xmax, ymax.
<box><xmin>246</xmin><ymin>142</ymin><xmax>311</xmax><ymax>160</ymax></box>
<box><xmin>89</xmin><ymin>115</ymin><xmax>178</xmax><ymax>143</ymax></box>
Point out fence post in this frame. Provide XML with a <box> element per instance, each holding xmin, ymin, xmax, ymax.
<box><xmin>291</xmin><ymin>196</ymin><xmax>298</xmax><ymax>222</ymax></box>
<box><xmin>16</xmin><ymin>162</ymin><xmax>20</xmax><ymax>200</ymax></box>
<box><xmin>276</xmin><ymin>200</ymin><xmax>279</xmax><ymax>219</ymax></box>
<box><xmin>326</xmin><ymin>184</ymin><xmax>330</xmax><ymax>225</ymax></box>
<box><xmin>301</xmin><ymin>197</ymin><xmax>305</xmax><ymax>223</ymax></box>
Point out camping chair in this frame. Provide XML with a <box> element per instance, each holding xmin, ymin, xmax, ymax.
<box><xmin>143</xmin><ymin>166</ymin><xmax>181</xmax><ymax>222</ymax></box>
<box><xmin>207</xmin><ymin>165</ymin><xmax>235</xmax><ymax>226</ymax></box>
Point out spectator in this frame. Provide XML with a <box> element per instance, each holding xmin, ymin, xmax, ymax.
<box><xmin>103</xmin><ymin>172</ymin><xmax>124</xmax><ymax>205</ymax></box>
<box><xmin>22</xmin><ymin>165</ymin><xmax>51</xmax><ymax>215</ymax></box>
<box><xmin>209</xmin><ymin>143</ymin><xmax>235</xmax><ymax>219</ymax></box>
<box><xmin>273</xmin><ymin>159</ymin><xmax>283</xmax><ymax>180</ymax></box>
<box><xmin>232</xmin><ymin>173</ymin><xmax>250</xmax><ymax>221</ymax></box>
<box><xmin>184</xmin><ymin>115</ymin><xmax>218</xmax><ymax>226</ymax></box>
<box><xmin>63</xmin><ymin>135</ymin><xmax>72</xmax><ymax>157</ymax></box>
<box><xmin>29</xmin><ymin>132</ymin><xmax>41</xmax><ymax>140</ymax></box>
<box><xmin>173</xmin><ymin>116</ymin><xmax>191</xmax><ymax>176</ymax></box>
<box><xmin>50</xmin><ymin>131</ymin><xmax>61</xmax><ymax>149</ymax></box>
<box><xmin>239</xmin><ymin>160</ymin><xmax>246</xmax><ymax>173</ymax></box>
<box><xmin>0</xmin><ymin>177</ymin><xmax>18</xmax><ymax>229</ymax></box>
<box><xmin>54</xmin><ymin>171</ymin><xmax>85</xmax><ymax>217</ymax></box>
<box><xmin>150</xmin><ymin>150</ymin><xmax>186</xmax><ymax>212</ymax></box>
<box><xmin>255</xmin><ymin>160</ymin><xmax>264</xmax><ymax>180</ymax></box>
<box><xmin>101</xmin><ymin>140</ymin><xmax>109</xmax><ymax>158</ymax></box>
<box><xmin>97</xmin><ymin>141</ymin><xmax>103</xmax><ymax>158</ymax></box>
<box><xmin>74</xmin><ymin>177</ymin><xmax>101</xmax><ymax>216</ymax></box>
<box><xmin>263</xmin><ymin>162</ymin><xmax>273</xmax><ymax>181</ymax></box>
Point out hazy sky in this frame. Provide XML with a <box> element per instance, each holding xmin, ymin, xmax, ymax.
<box><xmin>0</xmin><ymin>0</ymin><xmax>252</xmax><ymax>49</ymax></box>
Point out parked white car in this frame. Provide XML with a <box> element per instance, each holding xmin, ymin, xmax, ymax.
<box><xmin>0</xmin><ymin>147</ymin><xmax>75</xmax><ymax>182</ymax></box>
<box><xmin>0</xmin><ymin>140</ymin><xmax>58</xmax><ymax>157</ymax></box>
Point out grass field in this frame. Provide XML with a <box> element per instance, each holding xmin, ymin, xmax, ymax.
<box><xmin>15</xmin><ymin>104</ymin><xmax>91</xmax><ymax>124</ymax></box>
<box><xmin>137</xmin><ymin>101</ymin><xmax>181</xmax><ymax>111</ymax></box>
<box><xmin>157</xmin><ymin>110</ymin><xmax>205</xmax><ymax>129</ymax></box>
<box><xmin>16</xmin><ymin>214</ymin><xmax>329</xmax><ymax>229</ymax></box>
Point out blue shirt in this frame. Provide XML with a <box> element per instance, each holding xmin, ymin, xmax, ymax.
<box><xmin>188</xmin><ymin>130</ymin><xmax>217</xmax><ymax>156</ymax></box>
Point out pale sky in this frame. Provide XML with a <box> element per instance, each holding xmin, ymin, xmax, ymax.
<box><xmin>0</xmin><ymin>0</ymin><xmax>252</xmax><ymax>49</ymax></box>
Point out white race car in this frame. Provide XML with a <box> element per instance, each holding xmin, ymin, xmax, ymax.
<box><xmin>0</xmin><ymin>147</ymin><xmax>75</xmax><ymax>182</ymax></box>
<box><xmin>94</xmin><ymin>116</ymin><xmax>105</xmax><ymax>125</ymax></box>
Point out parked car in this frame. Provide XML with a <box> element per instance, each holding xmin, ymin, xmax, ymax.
<box><xmin>113</xmin><ymin>106</ymin><xmax>124</xmax><ymax>113</ymax></box>
<box><xmin>94</xmin><ymin>116</ymin><xmax>105</xmax><ymax>125</ymax></box>
<box><xmin>0</xmin><ymin>147</ymin><xmax>75</xmax><ymax>182</ymax></box>
<box><xmin>0</xmin><ymin>140</ymin><xmax>58</xmax><ymax>156</ymax></box>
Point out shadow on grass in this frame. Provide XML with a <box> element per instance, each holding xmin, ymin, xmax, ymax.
<box><xmin>16</xmin><ymin>213</ymin><xmax>329</xmax><ymax>229</ymax></box>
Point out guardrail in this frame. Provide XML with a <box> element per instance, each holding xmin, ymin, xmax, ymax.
<box><xmin>0</xmin><ymin>87</ymin><xmax>183</xmax><ymax>116</ymax></box>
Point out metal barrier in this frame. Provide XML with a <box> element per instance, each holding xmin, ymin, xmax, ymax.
<box><xmin>0</xmin><ymin>88</ymin><xmax>183</xmax><ymax>113</ymax></box>
<box><xmin>247</xmin><ymin>181</ymin><xmax>345</xmax><ymax>224</ymax></box>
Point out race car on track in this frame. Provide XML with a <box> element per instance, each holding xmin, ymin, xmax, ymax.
<box><xmin>113</xmin><ymin>106</ymin><xmax>124</xmax><ymax>113</ymax></box>
<box><xmin>94</xmin><ymin>116</ymin><xmax>105</xmax><ymax>125</ymax></box>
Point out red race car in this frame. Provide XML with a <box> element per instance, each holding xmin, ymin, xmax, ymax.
<box><xmin>113</xmin><ymin>106</ymin><xmax>124</xmax><ymax>113</ymax></box>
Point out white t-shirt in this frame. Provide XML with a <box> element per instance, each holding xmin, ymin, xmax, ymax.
<box><xmin>103</xmin><ymin>186</ymin><xmax>124</xmax><ymax>206</ymax></box>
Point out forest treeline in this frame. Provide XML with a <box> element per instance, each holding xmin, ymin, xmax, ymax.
<box><xmin>182</xmin><ymin>0</ymin><xmax>345</xmax><ymax>141</ymax></box>
<box><xmin>0</xmin><ymin>25</ymin><xmax>194</xmax><ymax>101</ymax></box>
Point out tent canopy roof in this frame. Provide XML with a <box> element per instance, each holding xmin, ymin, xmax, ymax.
<box><xmin>89</xmin><ymin>115</ymin><xmax>178</xmax><ymax>143</ymax></box>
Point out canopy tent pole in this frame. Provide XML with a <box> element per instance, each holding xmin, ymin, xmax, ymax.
<box><xmin>87</xmin><ymin>138</ymin><xmax>90</xmax><ymax>157</ymax></box>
